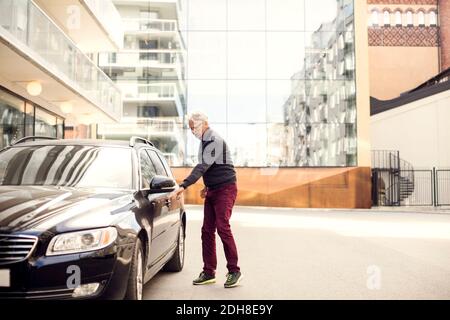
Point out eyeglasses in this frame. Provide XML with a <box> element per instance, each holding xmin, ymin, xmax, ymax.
<box><xmin>190</xmin><ymin>123</ymin><xmax>204</xmax><ymax>131</ymax></box>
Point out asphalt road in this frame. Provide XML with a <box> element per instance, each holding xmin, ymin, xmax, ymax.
<box><xmin>143</xmin><ymin>205</ymin><xmax>450</xmax><ymax>300</ymax></box>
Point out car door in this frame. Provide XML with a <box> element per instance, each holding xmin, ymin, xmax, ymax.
<box><xmin>138</xmin><ymin>149</ymin><xmax>166</xmax><ymax>266</ymax></box>
<box><xmin>147</xmin><ymin>150</ymin><xmax>180</xmax><ymax>253</ymax></box>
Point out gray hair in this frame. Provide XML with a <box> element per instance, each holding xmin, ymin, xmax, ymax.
<box><xmin>188</xmin><ymin>111</ymin><xmax>208</xmax><ymax>124</ymax></box>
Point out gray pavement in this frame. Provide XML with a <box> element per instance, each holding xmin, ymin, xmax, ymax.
<box><xmin>143</xmin><ymin>205</ymin><xmax>450</xmax><ymax>300</ymax></box>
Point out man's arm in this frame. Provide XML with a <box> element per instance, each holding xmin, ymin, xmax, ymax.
<box><xmin>179</xmin><ymin>162</ymin><xmax>212</xmax><ymax>190</ymax></box>
<box><xmin>178</xmin><ymin>136</ymin><xmax>225</xmax><ymax>191</ymax></box>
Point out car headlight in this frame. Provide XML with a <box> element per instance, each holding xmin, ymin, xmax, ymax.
<box><xmin>46</xmin><ymin>227</ymin><xmax>118</xmax><ymax>256</ymax></box>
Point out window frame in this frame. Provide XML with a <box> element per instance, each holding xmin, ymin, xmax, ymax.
<box><xmin>418</xmin><ymin>10</ymin><xmax>425</xmax><ymax>27</ymax></box>
<box><xmin>147</xmin><ymin>149</ymin><xmax>169</xmax><ymax>178</ymax></box>
<box><xmin>383</xmin><ymin>10</ymin><xmax>391</xmax><ymax>27</ymax></box>
<box><xmin>138</xmin><ymin>148</ymin><xmax>158</xmax><ymax>190</ymax></box>
<box><xmin>429</xmin><ymin>10</ymin><xmax>437</xmax><ymax>27</ymax></box>
<box><xmin>395</xmin><ymin>10</ymin><xmax>402</xmax><ymax>27</ymax></box>
<box><xmin>370</xmin><ymin>10</ymin><xmax>379</xmax><ymax>27</ymax></box>
<box><xmin>406</xmin><ymin>10</ymin><xmax>414</xmax><ymax>27</ymax></box>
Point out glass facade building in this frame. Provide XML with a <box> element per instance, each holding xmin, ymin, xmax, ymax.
<box><xmin>182</xmin><ymin>0</ymin><xmax>356</xmax><ymax>167</ymax></box>
<box><xmin>284</xmin><ymin>0</ymin><xmax>357</xmax><ymax>166</ymax></box>
<box><xmin>0</xmin><ymin>0</ymin><xmax>122</xmax><ymax>121</ymax></box>
<box><xmin>98</xmin><ymin>0</ymin><xmax>187</xmax><ymax>166</ymax></box>
<box><xmin>98</xmin><ymin>0</ymin><xmax>357</xmax><ymax>168</ymax></box>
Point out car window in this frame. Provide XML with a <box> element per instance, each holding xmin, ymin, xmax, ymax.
<box><xmin>147</xmin><ymin>150</ymin><xmax>168</xmax><ymax>177</ymax></box>
<box><xmin>140</xmin><ymin>150</ymin><xmax>157</xmax><ymax>189</ymax></box>
<box><xmin>157</xmin><ymin>153</ymin><xmax>174</xmax><ymax>179</ymax></box>
<box><xmin>0</xmin><ymin>146</ymin><xmax>133</xmax><ymax>189</ymax></box>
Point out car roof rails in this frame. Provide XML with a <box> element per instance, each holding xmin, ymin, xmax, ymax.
<box><xmin>11</xmin><ymin>136</ymin><xmax>58</xmax><ymax>146</ymax></box>
<box><xmin>129</xmin><ymin>136</ymin><xmax>155</xmax><ymax>148</ymax></box>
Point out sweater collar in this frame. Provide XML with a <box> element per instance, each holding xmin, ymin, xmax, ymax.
<box><xmin>202</xmin><ymin>128</ymin><xmax>213</xmax><ymax>142</ymax></box>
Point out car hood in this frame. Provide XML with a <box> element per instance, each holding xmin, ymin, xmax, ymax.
<box><xmin>0</xmin><ymin>186</ymin><xmax>135</xmax><ymax>234</ymax></box>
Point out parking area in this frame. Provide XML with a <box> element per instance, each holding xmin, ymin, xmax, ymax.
<box><xmin>144</xmin><ymin>205</ymin><xmax>450</xmax><ymax>300</ymax></box>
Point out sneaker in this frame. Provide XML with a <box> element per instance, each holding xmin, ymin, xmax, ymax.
<box><xmin>224</xmin><ymin>272</ymin><xmax>243</xmax><ymax>288</ymax></box>
<box><xmin>193</xmin><ymin>272</ymin><xmax>216</xmax><ymax>285</ymax></box>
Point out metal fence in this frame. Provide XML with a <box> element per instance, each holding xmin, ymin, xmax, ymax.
<box><xmin>372</xmin><ymin>167</ymin><xmax>450</xmax><ymax>207</ymax></box>
<box><xmin>400</xmin><ymin>170</ymin><xmax>433</xmax><ymax>206</ymax></box>
<box><xmin>436</xmin><ymin>169</ymin><xmax>450</xmax><ymax>206</ymax></box>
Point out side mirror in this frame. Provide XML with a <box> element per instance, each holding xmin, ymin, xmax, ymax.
<box><xmin>134</xmin><ymin>176</ymin><xmax>176</xmax><ymax>208</ymax></box>
<box><xmin>149</xmin><ymin>175</ymin><xmax>176</xmax><ymax>193</ymax></box>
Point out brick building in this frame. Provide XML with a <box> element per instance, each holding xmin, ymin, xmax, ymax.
<box><xmin>439</xmin><ymin>0</ymin><xmax>450</xmax><ymax>70</ymax></box>
<box><xmin>367</xmin><ymin>0</ymin><xmax>450</xmax><ymax>100</ymax></box>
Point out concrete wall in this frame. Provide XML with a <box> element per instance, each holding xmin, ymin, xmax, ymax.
<box><xmin>355</xmin><ymin>0</ymin><xmax>372</xmax><ymax>168</ymax></box>
<box><xmin>371</xmin><ymin>90</ymin><xmax>450</xmax><ymax>168</ymax></box>
<box><xmin>369</xmin><ymin>46</ymin><xmax>439</xmax><ymax>100</ymax></box>
<box><xmin>439</xmin><ymin>0</ymin><xmax>450</xmax><ymax>70</ymax></box>
<box><xmin>367</xmin><ymin>1</ymin><xmax>440</xmax><ymax>100</ymax></box>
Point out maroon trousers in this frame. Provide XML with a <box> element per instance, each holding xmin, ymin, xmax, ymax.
<box><xmin>202</xmin><ymin>183</ymin><xmax>240</xmax><ymax>275</ymax></box>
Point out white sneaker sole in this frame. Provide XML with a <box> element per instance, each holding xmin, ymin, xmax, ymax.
<box><xmin>193</xmin><ymin>279</ymin><xmax>216</xmax><ymax>285</ymax></box>
<box><xmin>224</xmin><ymin>275</ymin><xmax>244</xmax><ymax>288</ymax></box>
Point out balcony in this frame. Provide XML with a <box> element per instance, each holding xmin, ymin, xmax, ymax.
<box><xmin>34</xmin><ymin>0</ymin><xmax>123</xmax><ymax>51</ymax></box>
<box><xmin>0</xmin><ymin>0</ymin><xmax>122</xmax><ymax>122</ymax></box>
<box><xmin>97</xmin><ymin>117</ymin><xmax>185</xmax><ymax>165</ymax></box>
<box><xmin>99</xmin><ymin>51</ymin><xmax>183</xmax><ymax>69</ymax></box>
<box><xmin>99</xmin><ymin>117</ymin><xmax>182</xmax><ymax>137</ymax></box>
<box><xmin>99</xmin><ymin>50</ymin><xmax>185</xmax><ymax>82</ymax></box>
<box><xmin>121</xmin><ymin>83</ymin><xmax>183</xmax><ymax>117</ymax></box>
<box><xmin>122</xmin><ymin>18</ymin><xmax>178</xmax><ymax>33</ymax></box>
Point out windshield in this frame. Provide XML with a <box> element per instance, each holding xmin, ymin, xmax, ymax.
<box><xmin>0</xmin><ymin>146</ymin><xmax>133</xmax><ymax>190</ymax></box>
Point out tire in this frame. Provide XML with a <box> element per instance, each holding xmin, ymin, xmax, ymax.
<box><xmin>124</xmin><ymin>238</ymin><xmax>144</xmax><ymax>300</ymax></box>
<box><xmin>163</xmin><ymin>221</ymin><xmax>185</xmax><ymax>272</ymax></box>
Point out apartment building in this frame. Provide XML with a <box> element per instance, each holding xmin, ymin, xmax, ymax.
<box><xmin>367</xmin><ymin>0</ymin><xmax>442</xmax><ymax>100</ymax></box>
<box><xmin>98</xmin><ymin>0</ymin><xmax>187</xmax><ymax>165</ymax></box>
<box><xmin>0</xmin><ymin>0</ymin><xmax>124</xmax><ymax>147</ymax></box>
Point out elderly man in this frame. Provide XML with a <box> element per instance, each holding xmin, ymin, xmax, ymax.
<box><xmin>174</xmin><ymin>112</ymin><xmax>243</xmax><ymax>288</ymax></box>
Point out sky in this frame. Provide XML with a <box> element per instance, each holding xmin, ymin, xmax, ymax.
<box><xmin>180</xmin><ymin>0</ymin><xmax>344</xmax><ymax>163</ymax></box>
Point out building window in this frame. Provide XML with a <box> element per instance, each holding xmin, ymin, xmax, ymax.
<box><xmin>429</xmin><ymin>11</ymin><xmax>437</xmax><ymax>26</ymax></box>
<box><xmin>25</xmin><ymin>103</ymin><xmax>35</xmax><ymax>137</ymax></box>
<box><xmin>383</xmin><ymin>10</ymin><xmax>391</xmax><ymax>26</ymax></box>
<box><xmin>338</xmin><ymin>34</ymin><xmax>345</xmax><ymax>50</ymax></box>
<box><xmin>35</xmin><ymin>108</ymin><xmax>57</xmax><ymax>138</ymax></box>
<box><xmin>395</xmin><ymin>10</ymin><xmax>402</xmax><ymax>27</ymax></box>
<box><xmin>0</xmin><ymin>87</ymin><xmax>64</xmax><ymax>149</ymax></box>
<box><xmin>57</xmin><ymin>118</ymin><xmax>64</xmax><ymax>139</ymax></box>
<box><xmin>418</xmin><ymin>11</ymin><xmax>425</xmax><ymax>26</ymax></box>
<box><xmin>370</xmin><ymin>10</ymin><xmax>379</xmax><ymax>27</ymax></box>
<box><xmin>0</xmin><ymin>88</ymin><xmax>25</xmax><ymax>148</ymax></box>
<box><xmin>406</xmin><ymin>10</ymin><xmax>414</xmax><ymax>27</ymax></box>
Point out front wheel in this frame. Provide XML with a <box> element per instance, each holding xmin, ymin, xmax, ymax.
<box><xmin>163</xmin><ymin>221</ymin><xmax>185</xmax><ymax>272</ymax></box>
<box><xmin>124</xmin><ymin>238</ymin><xmax>144</xmax><ymax>300</ymax></box>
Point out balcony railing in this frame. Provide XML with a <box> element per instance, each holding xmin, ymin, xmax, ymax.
<box><xmin>123</xmin><ymin>117</ymin><xmax>181</xmax><ymax>133</ymax></box>
<box><xmin>83</xmin><ymin>0</ymin><xmax>124</xmax><ymax>48</ymax></box>
<box><xmin>122</xmin><ymin>83</ymin><xmax>181</xmax><ymax>101</ymax></box>
<box><xmin>0</xmin><ymin>0</ymin><xmax>122</xmax><ymax>120</ymax></box>
<box><xmin>97</xmin><ymin>118</ymin><xmax>184</xmax><ymax>143</ymax></box>
<box><xmin>99</xmin><ymin>51</ymin><xmax>183</xmax><ymax>67</ymax></box>
<box><xmin>122</xmin><ymin>18</ymin><xmax>178</xmax><ymax>32</ymax></box>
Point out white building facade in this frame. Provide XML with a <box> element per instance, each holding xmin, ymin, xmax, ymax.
<box><xmin>98</xmin><ymin>0</ymin><xmax>187</xmax><ymax>165</ymax></box>
<box><xmin>0</xmin><ymin>0</ymin><xmax>123</xmax><ymax>147</ymax></box>
<box><xmin>371</xmin><ymin>71</ymin><xmax>450</xmax><ymax>169</ymax></box>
